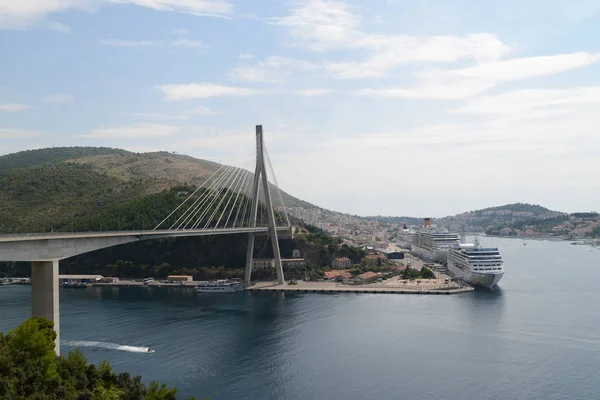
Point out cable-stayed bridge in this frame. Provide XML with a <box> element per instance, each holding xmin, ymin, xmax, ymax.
<box><xmin>0</xmin><ymin>125</ymin><xmax>294</xmax><ymax>354</ymax></box>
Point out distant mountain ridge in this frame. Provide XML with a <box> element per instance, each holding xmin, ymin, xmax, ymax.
<box><xmin>435</xmin><ymin>203</ymin><xmax>566</xmax><ymax>232</ymax></box>
<box><xmin>477</xmin><ymin>203</ymin><xmax>558</xmax><ymax>215</ymax></box>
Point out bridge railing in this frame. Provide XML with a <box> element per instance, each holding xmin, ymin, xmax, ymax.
<box><xmin>0</xmin><ymin>225</ymin><xmax>292</xmax><ymax>240</ymax></box>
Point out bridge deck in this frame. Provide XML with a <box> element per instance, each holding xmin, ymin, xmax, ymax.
<box><xmin>0</xmin><ymin>226</ymin><xmax>292</xmax><ymax>242</ymax></box>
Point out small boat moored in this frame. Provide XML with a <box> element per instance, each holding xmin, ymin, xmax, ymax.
<box><xmin>62</xmin><ymin>280</ymin><xmax>89</xmax><ymax>288</ymax></box>
<box><xmin>194</xmin><ymin>279</ymin><xmax>243</xmax><ymax>293</ymax></box>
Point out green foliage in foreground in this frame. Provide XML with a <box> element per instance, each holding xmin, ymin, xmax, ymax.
<box><xmin>0</xmin><ymin>318</ymin><xmax>195</xmax><ymax>400</ymax></box>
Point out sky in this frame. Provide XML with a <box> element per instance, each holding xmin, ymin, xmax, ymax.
<box><xmin>1</xmin><ymin>0</ymin><xmax>600</xmax><ymax>217</ymax></box>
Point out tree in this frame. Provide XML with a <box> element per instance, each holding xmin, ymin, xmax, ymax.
<box><xmin>420</xmin><ymin>267</ymin><xmax>435</xmax><ymax>279</ymax></box>
<box><xmin>402</xmin><ymin>267</ymin><xmax>420</xmax><ymax>280</ymax></box>
<box><xmin>0</xmin><ymin>318</ymin><xmax>196</xmax><ymax>400</ymax></box>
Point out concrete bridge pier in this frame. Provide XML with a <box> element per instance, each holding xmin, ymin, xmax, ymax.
<box><xmin>31</xmin><ymin>260</ymin><xmax>60</xmax><ymax>355</ymax></box>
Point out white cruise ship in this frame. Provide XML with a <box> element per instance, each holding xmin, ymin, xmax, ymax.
<box><xmin>447</xmin><ymin>239</ymin><xmax>504</xmax><ymax>288</ymax></box>
<box><xmin>194</xmin><ymin>279</ymin><xmax>243</xmax><ymax>293</ymax></box>
<box><xmin>411</xmin><ymin>229</ymin><xmax>460</xmax><ymax>262</ymax></box>
<box><xmin>397</xmin><ymin>224</ymin><xmax>414</xmax><ymax>250</ymax></box>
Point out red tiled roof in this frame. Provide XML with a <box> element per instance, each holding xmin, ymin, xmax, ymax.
<box><xmin>324</xmin><ymin>271</ymin><xmax>352</xmax><ymax>279</ymax></box>
<box><xmin>359</xmin><ymin>271</ymin><xmax>378</xmax><ymax>280</ymax></box>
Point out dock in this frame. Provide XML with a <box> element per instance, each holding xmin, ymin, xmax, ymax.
<box><xmin>246</xmin><ymin>280</ymin><xmax>474</xmax><ymax>295</ymax></box>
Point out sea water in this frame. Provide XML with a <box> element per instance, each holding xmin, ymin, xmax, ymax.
<box><xmin>1</xmin><ymin>237</ymin><xmax>599</xmax><ymax>400</ymax></box>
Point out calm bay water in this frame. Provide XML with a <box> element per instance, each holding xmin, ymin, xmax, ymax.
<box><xmin>2</xmin><ymin>237</ymin><xmax>600</xmax><ymax>399</ymax></box>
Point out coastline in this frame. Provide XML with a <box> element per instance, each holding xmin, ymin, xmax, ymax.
<box><xmin>481</xmin><ymin>234</ymin><xmax>599</xmax><ymax>247</ymax></box>
<box><xmin>88</xmin><ymin>277</ymin><xmax>475</xmax><ymax>295</ymax></box>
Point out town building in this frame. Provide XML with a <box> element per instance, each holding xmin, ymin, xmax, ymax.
<box><xmin>362</xmin><ymin>254</ymin><xmax>385</xmax><ymax>266</ymax></box>
<box><xmin>324</xmin><ymin>270</ymin><xmax>352</xmax><ymax>280</ymax></box>
<box><xmin>282</xmin><ymin>258</ymin><xmax>306</xmax><ymax>268</ymax></box>
<box><xmin>252</xmin><ymin>259</ymin><xmax>275</xmax><ymax>270</ymax></box>
<box><xmin>357</xmin><ymin>271</ymin><xmax>378</xmax><ymax>282</ymax></box>
<box><xmin>253</xmin><ymin>258</ymin><xmax>306</xmax><ymax>270</ymax></box>
<box><xmin>332</xmin><ymin>257</ymin><xmax>352</xmax><ymax>269</ymax></box>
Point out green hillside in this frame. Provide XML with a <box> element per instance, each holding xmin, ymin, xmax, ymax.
<box><xmin>0</xmin><ymin>147</ymin><xmax>315</xmax><ymax>233</ymax></box>
<box><xmin>478</xmin><ymin>203</ymin><xmax>554</xmax><ymax>215</ymax></box>
<box><xmin>0</xmin><ymin>147</ymin><xmax>129</xmax><ymax>171</ymax></box>
<box><xmin>0</xmin><ymin>163</ymin><xmax>150</xmax><ymax>233</ymax></box>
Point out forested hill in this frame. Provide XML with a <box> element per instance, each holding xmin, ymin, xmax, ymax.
<box><xmin>435</xmin><ymin>202</ymin><xmax>565</xmax><ymax>232</ymax></box>
<box><xmin>0</xmin><ymin>147</ymin><xmax>315</xmax><ymax>233</ymax></box>
<box><xmin>0</xmin><ymin>147</ymin><xmax>129</xmax><ymax>171</ymax></box>
<box><xmin>478</xmin><ymin>203</ymin><xmax>555</xmax><ymax>215</ymax></box>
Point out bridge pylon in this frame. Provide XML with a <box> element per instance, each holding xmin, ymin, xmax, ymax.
<box><xmin>244</xmin><ymin>125</ymin><xmax>285</xmax><ymax>285</ymax></box>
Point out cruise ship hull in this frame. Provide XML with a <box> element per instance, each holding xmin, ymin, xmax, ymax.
<box><xmin>447</xmin><ymin>260</ymin><xmax>503</xmax><ymax>289</ymax></box>
<box><xmin>397</xmin><ymin>239</ymin><xmax>412</xmax><ymax>250</ymax></box>
<box><xmin>411</xmin><ymin>245</ymin><xmax>448</xmax><ymax>263</ymax></box>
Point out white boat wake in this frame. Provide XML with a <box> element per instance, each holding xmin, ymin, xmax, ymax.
<box><xmin>62</xmin><ymin>340</ymin><xmax>154</xmax><ymax>353</ymax></box>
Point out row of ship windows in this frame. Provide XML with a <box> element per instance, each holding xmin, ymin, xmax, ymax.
<box><xmin>473</xmin><ymin>264</ymin><xmax>502</xmax><ymax>267</ymax></box>
<box><xmin>474</xmin><ymin>267</ymin><xmax>502</xmax><ymax>271</ymax></box>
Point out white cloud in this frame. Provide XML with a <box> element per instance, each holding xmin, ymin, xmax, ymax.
<box><xmin>454</xmin><ymin>86</ymin><xmax>600</xmax><ymax>116</ymax></box>
<box><xmin>0</xmin><ymin>0</ymin><xmax>90</xmax><ymax>30</ymax></box>
<box><xmin>271</xmin><ymin>0</ymin><xmax>511</xmax><ymax>79</ymax></box>
<box><xmin>40</xmin><ymin>93</ymin><xmax>74</xmax><ymax>103</ymax></box>
<box><xmin>158</xmin><ymin>83</ymin><xmax>335</xmax><ymax>100</ymax></box>
<box><xmin>357</xmin><ymin>52</ymin><xmax>600</xmax><ymax>99</ymax></box>
<box><xmin>107</xmin><ymin>0</ymin><xmax>233</xmax><ymax>16</ymax></box>
<box><xmin>0</xmin><ymin>103</ymin><xmax>31</xmax><ymax>111</ymax></box>
<box><xmin>295</xmin><ymin>89</ymin><xmax>334</xmax><ymax>96</ymax></box>
<box><xmin>357</xmin><ymin>78</ymin><xmax>494</xmax><ymax>100</ymax></box>
<box><xmin>81</xmin><ymin>123</ymin><xmax>181</xmax><ymax>138</ymax></box>
<box><xmin>451</xmin><ymin>52</ymin><xmax>600</xmax><ymax>82</ymax></box>
<box><xmin>172</xmin><ymin>38</ymin><xmax>204</xmax><ymax>47</ymax></box>
<box><xmin>0</xmin><ymin>128</ymin><xmax>42</xmax><ymax>138</ymax></box>
<box><xmin>160</xmin><ymin>83</ymin><xmax>260</xmax><ymax>101</ymax></box>
<box><xmin>239</xmin><ymin>53</ymin><xmax>255</xmax><ymax>59</ymax></box>
<box><xmin>192</xmin><ymin>106</ymin><xmax>221</xmax><ymax>115</ymax></box>
<box><xmin>228</xmin><ymin>66</ymin><xmax>270</xmax><ymax>82</ymax></box>
<box><xmin>0</xmin><ymin>0</ymin><xmax>231</xmax><ymax>31</ymax></box>
<box><xmin>100</xmin><ymin>39</ymin><xmax>162</xmax><ymax>47</ymax></box>
<box><xmin>229</xmin><ymin>56</ymin><xmax>320</xmax><ymax>82</ymax></box>
<box><xmin>275</xmin><ymin>0</ymin><xmax>509</xmax><ymax>60</ymax></box>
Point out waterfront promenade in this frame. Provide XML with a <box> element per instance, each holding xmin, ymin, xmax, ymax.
<box><xmin>246</xmin><ymin>278</ymin><xmax>474</xmax><ymax>295</ymax></box>
<box><xmin>88</xmin><ymin>276</ymin><xmax>474</xmax><ymax>294</ymax></box>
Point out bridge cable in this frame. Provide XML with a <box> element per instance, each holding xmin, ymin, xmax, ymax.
<box><xmin>232</xmin><ymin>168</ymin><xmax>252</xmax><ymax>228</ymax></box>
<box><xmin>190</xmin><ymin>164</ymin><xmax>241</xmax><ymax>230</ymax></box>
<box><xmin>222</xmin><ymin>160</ymin><xmax>252</xmax><ymax>228</ymax></box>
<box><xmin>176</xmin><ymin>165</ymin><xmax>235</xmax><ymax>230</ymax></box>
<box><xmin>225</xmin><ymin>161</ymin><xmax>252</xmax><ymax>228</ymax></box>
<box><xmin>153</xmin><ymin>165</ymin><xmax>226</xmax><ymax>230</ymax></box>
<box><xmin>213</xmin><ymin>161</ymin><xmax>251</xmax><ymax>229</ymax></box>
<box><xmin>231</xmin><ymin>167</ymin><xmax>252</xmax><ymax>228</ymax></box>
<box><xmin>238</xmin><ymin>137</ymin><xmax>260</xmax><ymax>228</ymax></box>
<box><xmin>189</xmin><ymin>165</ymin><xmax>239</xmax><ymax>230</ymax></box>
<box><xmin>238</xmin><ymin>170</ymin><xmax>255</xmax><ymax>228</ymax></box>
<box><xmin>264</xmin><ymin>145</ymin><xmax>290</xmax><ymax>227</ymax></box>
<box><xmin>171</xmin><ymin>166</ymin><xmax>232</xmax><ymax>230</ymax></box>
